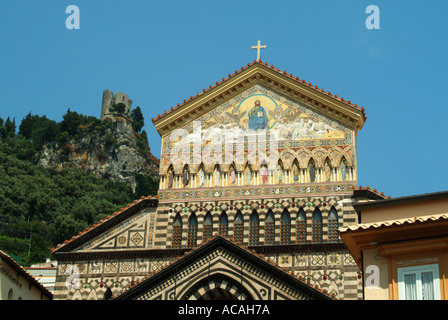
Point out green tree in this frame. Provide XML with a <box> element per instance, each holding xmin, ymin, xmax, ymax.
<box><xmin>131</xmin><ymin>106</ymin><xmax>144</xmax><ymax>132</ymax></box>
<box><xmin>60</xmin><ymin>108</ymin><xmax>99</xmax><ymax>138</ymax></box>
<box><xmin>135</xmin><ymin>174</ymin><xmax>159</xmax><ymax>198</ymax></box>
<box><xmin>109</xmin><ymin>103</ymin><xmax>127</xmax><ymax>117</ymax></box>
<box><xmin>0</xmin><ymin>108</ymin><xmax>159</xmax><ymax>266</ymax></box>
<box><xmin>18</xmin><ymin>113</ymin><xmax>60</xmax><ymax>149</ymax></box>
<box><xmin>18</xmin><ymin>112</ymin><xmax>34</xmax><ymax>139</ymax></box>
<box><xmin>1</xmin><ymin>117</ymin><xmax>16</xmax><ymax>138</ymax></box>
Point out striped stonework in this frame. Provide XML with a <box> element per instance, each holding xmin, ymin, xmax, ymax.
<box><xmin>51</xmin><ymin>61</ymin><xmax>377</xmax><ymax>300</ymax></box>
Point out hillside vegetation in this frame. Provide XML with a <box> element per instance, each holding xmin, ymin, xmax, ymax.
<box><xmin>0</xmin><ymin>110</ymin><xmax>159</xmax><ymax>266</ymax></box>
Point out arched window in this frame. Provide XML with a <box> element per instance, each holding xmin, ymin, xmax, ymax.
<box><xmin>234</xmin><ymin>211</ymin><xmax>244</xmax><ymax>244</ymax></box>
<box><xmin>340</xmin><ymin>157</ymin><xmax>348</xmax><ymax>181</ymax></box>
<box><xmin>244</xmin><ymin>165</ymin><xmax>253</xmax><ymax>185</ymax></box>
<box><xmin>296</xmin><ymin>208</ymin><xmax>307</xmax><ymax>244</ymax></box>
<box><xmin>229</xmin><ymin>164</ymin><xmax>237</xmax><ymax>185</ymax></box>
<box><xmin>8</xmin><ymin>288</ymin><xmax>13</xmax><ymax>300</ymax></box>
<box><xmin>104</xmin><ymin>287</ymin><xmax>112</xmax><ymax>300</ymax></box>
<box><xmin>213</xmin><ymin>165</ymin><xmax>221</xmax><ymax>187</ymax></box>
<box><xmin>219</xmin><ymin>211</ymin><xmax>228</xmax><ymax>237</ymax></box>
<box><xmin>324</xmin><ymin>158</ymin><xmax>332</xmax><ymax>182</ymax></box>
<box><xmin>276</xmin><ymin>161</ymin><xmax>284</xmax><ymax>184</ymax></box>
<box><xmin>308</xmin><ymin>159</ymin><xmax>316</xmax><ymax>183</ymax></box>
<box><xmin>328</xmin><ymin>207</ymin><xmax>339</xmax><ymax>243</ymax></box>
<box><xmin>281</xmin><ymin>209</ymin><xmax>291</xmax><ymax>244</ymax></box>
<box><xmin>172</xmin><ymin>213</ymin><xmax>182</xmax><ymax>248</ymax></box>
<box><xmin>312</xmin><ymin>208</ymin><xmax>323</xmax><ymax>243</ymax></box>
<box><xmin>249</xmin><ymin>211</ymin><xmax>260</xmax><ymax>246</ymax></box>
<box><xmin>182</xmin><ymin>165</ymin><xmax>190</xmax><ymax>187</ymax></box>
<box><xmin>198</xmin><ymin>165</ymin><xmax>206</xmax><ymax>187</ymax></box>
<box><xmin>260</xmin><ymin>163</ymin><xmax>269</xmax><ymax>185</ymax></box>
<box><xmin>265</xmin><ymin>210</ymin><xmax>275</xmax><ymax>245</ymax></box>
<box><xmin>167</xmin><ymin>166</ymin><xmax>175</xmax><ymax>189</ymax></box>
<box><xmin>203</xmin><ymin>212</ymin><xmax>213</xmax><ymax>241</ymax></box>
<box><xmin>292</xmin><ymin>160</ymin><xmax>300</xmax><ymax>182</ymax></box>
<box><xmin>188</xmin><ymin>213</ymin><xmax>198</xmax><ymax>248</ymax></box>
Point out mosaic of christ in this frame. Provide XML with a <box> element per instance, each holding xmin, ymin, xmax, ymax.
<box><xmin>170</xmin><ymin>92</ymin><xmax>346</xmax><ymax>148</ymax></box>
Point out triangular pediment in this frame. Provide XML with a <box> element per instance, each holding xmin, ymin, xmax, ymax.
<box><xmin>51</xmin><ymin>198</ymin><xmax>158</xmax><ymax>255</ymax></box>
<box><xmin>114</xmin><ymin>236</ymin><xmax>333</xmax><ymax>300</ymax></box>
<box><xmin>152</xmin><ymin>61</ymin><xmax>366</xmax><ymax>138</ymax></box>
<box><xmin>81</xmin><ymin>212</ymin><xmax>149</xmax><ymax>251</ymax></box>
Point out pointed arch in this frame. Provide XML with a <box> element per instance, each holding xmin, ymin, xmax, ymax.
<box><xmin>71</xmin><ymin>290</ymin><xmax>82</xmax><ymax>300</ymax></box>
<box><xmin>188</xmin><ymin>213</ymin><xmax>198</xmax><ymax>248</ymax></box>
<box><xmin>172</xmin><ymin>213</ymin><xmax>183</xmax><ymax>248</ymax></box>
<box><xmin>296</xmin><ymin>208</ymin><xmax>307</xmax><ymax>244</ymax></box>
<box><xmin>87</xmin><ymin>289</ymin><xmax>98</xmax><ymax>300</ymax></box>
<box><xmin>265</xmin><ymin>210</ymin><xmax>275</xmax><ymax>245</ymax></box>
<box><xmin>104</xmin><ymin>287</ymin><xmax>113</xmax><ymax>300</ymax></box>
<box><xmin>276</xmin><ymin>160</ymin><xmax>284</xmax><ymax>184</ymax></box>
<box><xmin>249</xmin><ymin>210</ymin><xmax>260</xmax><ymax>246</ymax></box>
<box><xmin>198</xmin><ymin>163</ymin><xmax>206</xmax><ymax>187</ymax></box>
<box><xmin>312</xmin><ymin>208</ymin><xmax>323</xmax><ymax>243</ymax></box>
<box><xmin>218</xmin><ymin>211</ymin><xmax>228</xmax><ymax>237</ymax></box>
<box><xmin>181</xmin><ymin>273</ymin><xmax>254</xmax><ymax>300</ymax></box>
<box><xmin>167</xmin><ymin>164</ymin><xmax>175</xmax><ymax>189</ymax></box>
<box><xmin>339</xmin><ymin>157</ymin><xmax>348</xmax><ymax>181</ymax></box>
<box><xmin>203</xmin><ymin>212</ymin><xmax>213</xmax><ymax>241</ymax></box>
<box><xmin>323</xmin><ymin>157</ymin><xmax>332</xmax><ymax>182</ymax></box>
<box><xmin>233</xmin><ymin>211</ymin><xmax>244</xmax><ymax>244</ymax></box>
<box><xmin>229</xmin><ymin>163</ymin><xmax>237</xmax><ymax>185</ymax></box>
<box><xmin>308</xmin><ymin>158</ymin><xmax>316</xmax><ymax>183</ymax></box>
<box><xmin>213</xmin><ymin>164</ymin><xmax>221</xmax><ymax>187</ymax></box>
<box><xmin>244</xmin><ymin>164</ymin><xmax>253</xmax><ymax>185</ymax></box>
<box><xmin>292</xmin><ymin>159</ymin><xmax>300</xmax><ymax>183</ymax></box>
<box><xmin>182</xmin><ymin>164</ymin><xmax>190</xmax><ymax>187</ymax></box>
<box><xmin>260</xmin><ymin>162</ymin><xmax>269</xmax><ymax>185</ymax></box>
<box><xmin>280</xmin><ymin>209</ymin><xmax>291</xmax><ymax>244</ymax></box>
<box><xmin>328</xmin><ymin>207</ymin><xmax>339</xmax><ymax>243</ymax></box>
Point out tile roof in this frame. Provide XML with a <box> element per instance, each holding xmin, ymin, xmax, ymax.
<box><xmin>0</xmin><ymin>250</ymin><xmax>53</xmax><ymax>299</ymax></box>
<box><xmin>151</xmin><ymin>60</ymin><xmax>366</xmax><ymax>123</ymax></box>
<box><xmin>339</xmin><ymin>214</ymin><xmax>448</xmax><ymax>233</ymax></box>
<box><xmin>353</xmin><ymin>190</ymin><xmax>448</xmax><ymax>210</ymax></box>
<box><xmin>352</xmin><ymin>185</ymin><xmax>391</xmax><ymax>199</ymax></box>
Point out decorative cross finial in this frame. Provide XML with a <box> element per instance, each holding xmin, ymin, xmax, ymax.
<box><xmin>251</xmin><ymin>40</ymin><xmax>267</xmax><ymax>62</ymax></box>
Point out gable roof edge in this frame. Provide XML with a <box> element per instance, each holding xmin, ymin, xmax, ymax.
<box><xmin>152</xmin><ymin>60</ymin><xmax>366</xmax><ymax>137</ymax></box>
<box><xmin>51</xmin><ymin>196</ymin><xmax>158</xmax><ymax>254</ymax></box>
<box><xmin>113</xmin><ymin>235</ymin><xmax>334</xmax><ymax>300</ymax></box>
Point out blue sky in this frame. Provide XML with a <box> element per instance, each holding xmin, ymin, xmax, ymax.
<box><xmin>1</xmin><ymin>0</ymin><xmax>447</xmax><ymax>198</ymax></box>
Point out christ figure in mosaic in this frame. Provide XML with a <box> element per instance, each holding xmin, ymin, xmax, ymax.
<box><xmin>248</xmin><ymin>100</ymin><xmax>268</xmax><ymax>131</ymax></box>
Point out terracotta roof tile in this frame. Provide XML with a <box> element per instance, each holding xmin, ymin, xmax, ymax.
<box><xmin>339</xmin><ymin>214</ymin><xmax>448</xmax><ymax>233</ymax></box>
<box><xmin>352</xmin><ymin>185</ymin><xmax>390</xmax><ymax>199</ymax></box>
<box><xmin>151</xmin><ymin>60</ymin><xmax>365</xmax><ymax>123</ymax></box>
<box><xmin>0</xmin><ymin>250</ymin><xmax>53</xmax><ymax>299</ymax></box>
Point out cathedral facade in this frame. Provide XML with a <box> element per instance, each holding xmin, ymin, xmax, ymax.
<box><xmin>51</xmin><ymin>60</ymin><xmax>383</xmax><ymax>300</ymax></box>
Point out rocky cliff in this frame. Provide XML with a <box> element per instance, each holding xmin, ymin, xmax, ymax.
<box><xmin>38</xmin><ymin>115</ymin><xmax>159</xmax><ymax>192</ymax></box>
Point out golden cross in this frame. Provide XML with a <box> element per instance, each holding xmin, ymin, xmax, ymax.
<box><xmin>251</xmin><ymin>40</ymin><xmax>267</xmax><ymax>61</ymax></box>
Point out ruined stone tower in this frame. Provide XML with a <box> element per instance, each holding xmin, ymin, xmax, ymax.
<box><xmin>100</xmin><ymin>89</ymin><xmax>133</xmax><ymax>120</ymax></box>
